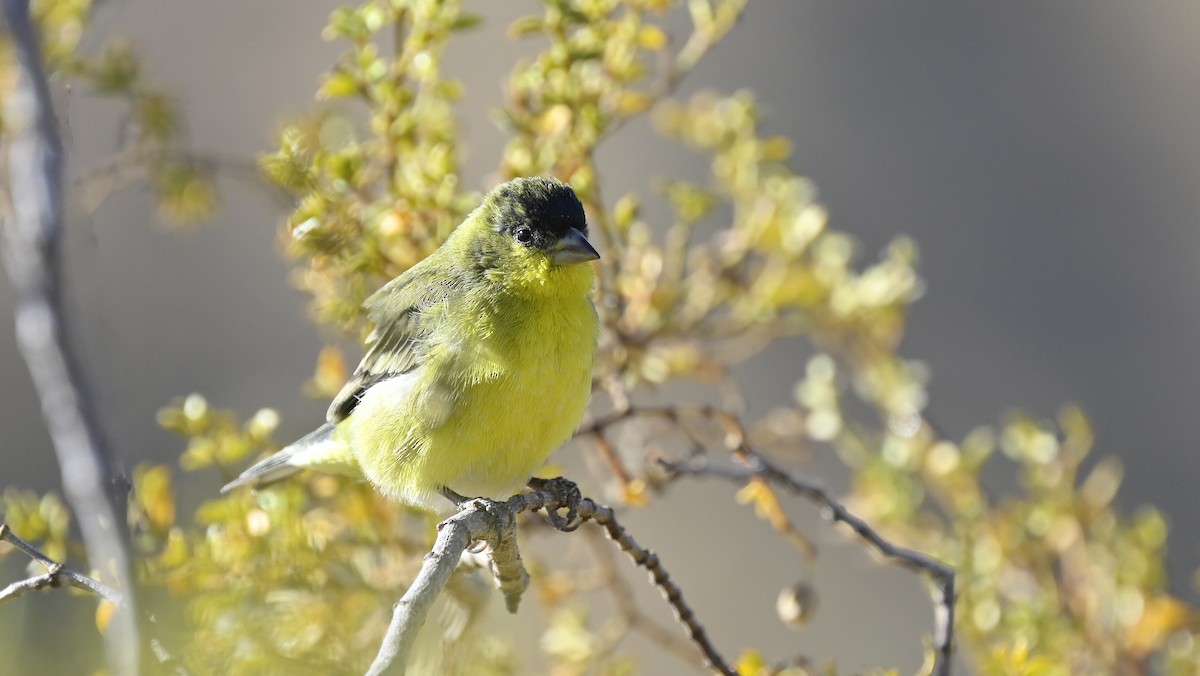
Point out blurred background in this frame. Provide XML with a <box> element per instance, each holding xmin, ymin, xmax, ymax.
<box><xmin>3</xmin><ymin>1</ymin><xmax>1200</xmax><ymax>672</ymax></box>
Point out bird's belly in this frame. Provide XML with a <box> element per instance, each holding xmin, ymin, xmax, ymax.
<box><xmin>350</xmin><ymin>307</ymin><xmax>596</xmax><ymax>509</ymax></box>
<box><xmin>434</xmin><ymin>353</ymin><xmax>591</xmax><ymax>498</ymax></box>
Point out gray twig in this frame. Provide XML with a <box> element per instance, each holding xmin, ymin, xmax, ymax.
<box><xmin>590</xmin><ymin>403</ymin><xmax>956</xmax><ymax>675</ymax></box>
<box><xmin>366</xmin><ymin>485</ymin><xmax>734</xmax><ymax>676</ymax></box>
<box><xmin>580</xmin><ymin>526</ymin><xmax>709</xmax><ymax>673</ymax></box>
<box><xmin>0</xmin><ymin>1</ymin><xmax>141</xmax><ymax>673</ymax></box>
<box><xmin>0</xmin><ymin>523</ymin><xmax>123</xmax><ymax>605</ymax></box>
<box><xmin>663</xmin><ymin>452</ymin><xmax>956</xmax><ymax>676</ymax></box>
<box><xmin>366</xmin><ymin>492</ymin><xmax>541</xmax><ymax>676</ymax></box>
<box><xmin>576</xmin><ymin>497</ymin><xmax>737</xmax><ymax>676</ymax></box>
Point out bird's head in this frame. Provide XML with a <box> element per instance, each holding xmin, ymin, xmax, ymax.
<box><xmin>461</xmin><ymin>176</ymin><xmax>600</xmax><ymax>295</ymax></box>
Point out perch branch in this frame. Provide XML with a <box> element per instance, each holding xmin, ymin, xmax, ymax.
<box><xmin>0</xmin><ymin>523</ymin><xmax>123</xmax><ymax>605</ymax></box>
<box><xmin>367</xmin><ymin>484</ymin><xmax>734</xmax><ymax>676</ymax></box>
<box><xmin>366</xmin><ymin>491</ymin><xmax>543</xmax><ymax>676</ymax></box>
<box><xmin>0</xmin><ymin>1</ymin><xmax>140</xmax><ymax>672</ymax></box>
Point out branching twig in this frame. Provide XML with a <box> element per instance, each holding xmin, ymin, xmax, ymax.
<box><xmin>0</xmin><ymin>523</ymin><xmax>123</xmax><ymax>605</ymax></box>
<box><xmin>586</xmin><ymin>402</ymin><xmax>955</xmax><ymax>674</ymax></box>
<box><xmin>0</xmin><ymin>2</ymin><xmax>141</xmax><ymax>672</ymax></box>
<box><xmin>366</xmin><ymin>484</ymin><xmax>735</xmax><ymax>676</ymax></box>
<box><xmin>663</xmin><ymin>452</ymin><xmax>956</xmax><ymax>676</ymax></box>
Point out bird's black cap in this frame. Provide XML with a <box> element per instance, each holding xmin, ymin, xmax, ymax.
<box><xmin>487</xmin><ymin>177</ymin><xmax>588</xmax><ymax>251</ymax></box>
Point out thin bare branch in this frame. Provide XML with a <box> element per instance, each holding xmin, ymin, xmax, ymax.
<box><xmin>591</xmin><ymin>431</ymin><xmax>633</xmax><ymax>488</ymax></box>
<box><xmin>577</xmin><ymin>498</ymin><xmax>737</xmax><ymax>676</ymax></box>
<box><xmin>0</xmin><ymin>570</ymin><xmax>60</xmax><ymax>603</ymax></box>
<box><xmin>367</xmin><ymin>483</ymin><xmax>735</xmax><ymax>676</ymax></box>
<box><xmin>0</xmin><ymin>523</ymin><xmax>123</xmax><ymax>605</ymax></box>
<box><xmin>580</xmin><ymin>526</ymin><xmax>708</xmax><ymax>673</ymax></box>
<box><xmin>663</xmin><ymin>452</ymin><xmax>956</xmax><ymax>676</ymax></box>
<box><xmin>587</xmin><ymin>402</ymin><xmax>955</xmax><ymax>673</ymax></box>
<box><xmin>0</xmin><ymin>1</ymin><xmax>140</xmax><ymax>672</ymax></box>
<box><xmin>366</xmin><ymin>490</ymin><xmax>547</xmax><ymax>676</ymax></box>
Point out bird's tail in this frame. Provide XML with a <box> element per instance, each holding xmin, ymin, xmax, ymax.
<box><xmin>220</xmin><ymin>422</ymin><xmax>344</xmax><ymax>493</ymax></box>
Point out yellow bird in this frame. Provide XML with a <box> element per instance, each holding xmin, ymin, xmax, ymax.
<box><xmin>223</xmin><ymin>177</ymin><xmax>600</xmax><ymax>509</ymax></box>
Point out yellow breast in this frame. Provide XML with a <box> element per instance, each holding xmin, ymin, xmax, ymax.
<box><xmin>350</xmin><ymin>263</ymin><xmax>598</xmax><ymax>509</ymax></box>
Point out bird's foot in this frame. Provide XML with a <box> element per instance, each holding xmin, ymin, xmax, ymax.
<box><xmin>527</xmin><ymin>476</ymin><xmax>583</xmax><ymax>532</ymax></box>
<box><xmin>438</xmin><ymin>486</ymin><xmax>509</xmax><ymax>553</ymax></box>
<box><xmin>438</xmin><ymin>485</ymin><xmax>474</xmax><ymax>509</ymax></box>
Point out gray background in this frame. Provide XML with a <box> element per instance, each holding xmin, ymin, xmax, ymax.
<box><xmin>2</xmin><ymin>1</ymin><xmax>1199</xmax><ymax>672</ymax></box>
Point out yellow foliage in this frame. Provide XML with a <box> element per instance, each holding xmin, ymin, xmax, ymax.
<box><xmin>1</xmin><ymin>1</ymin><xmax>1196</xmax><ymax>674</ymax></box>
<box><xmin>736</xmin><ymin>477</ymin><xmax>791</xmax><ymax>534</ymax></box>
<box><xmin>94</xmin><ymin>599</ymin><xmax>116</xmax><ymax>635</ymax></box>
<box><xmin>133</xmin><ymin>465</ymin><xmax>176</xmax><ymax>534</ymax></box>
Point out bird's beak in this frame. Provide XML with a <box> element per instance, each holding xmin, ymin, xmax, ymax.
<box><xmin>552</xmin><ymin>227</ymin><xmax>601</xmax><ymax>266</ymax></box>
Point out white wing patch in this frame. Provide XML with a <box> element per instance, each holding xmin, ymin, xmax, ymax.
<box><xmin>356</xmin><ymin>369</ymin><xmax>456</xmax><ymax>431</ymax></box>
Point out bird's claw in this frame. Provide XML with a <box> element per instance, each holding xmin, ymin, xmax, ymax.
<box><xmin>528</xmin><ymin>476</ymin><xmax>583</xmax><ymax>532</ymax></box>
<box><xmin>438</xmin><ymin>485</ymin><xmax>474</xmax><ymax>509</ymax></box>
<box><xmin>439</xmin><ymin>487</ymin><xmax>510</xmax><ymax>552</ymax></box>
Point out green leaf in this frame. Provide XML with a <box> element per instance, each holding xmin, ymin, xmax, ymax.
<box><xmin>317</xmin><ymin>71</ymin><xmax>361</xmax><ymax>100</ymax></box>
<box><xmin>450</xmin><ymin>13</ymin><xmax>483</xmax><ymax>32</ymax></box>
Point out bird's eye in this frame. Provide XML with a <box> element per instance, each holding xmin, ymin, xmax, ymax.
<box><xmin>514</xmin><ymin>227</ymin><xmax>534</xmax><ymax>245</ymax></box>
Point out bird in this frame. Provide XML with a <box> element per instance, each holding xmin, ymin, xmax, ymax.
<box><xmin>221</xmin><ymin>176</ymin><xmax>600</xmax><ymax>510</ymax></box>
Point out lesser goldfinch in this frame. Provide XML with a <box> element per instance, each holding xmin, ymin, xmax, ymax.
<box><xmin>222</xmin><ymin>177</ymin><xmax>600</xmax><ymax>509</ymax></box>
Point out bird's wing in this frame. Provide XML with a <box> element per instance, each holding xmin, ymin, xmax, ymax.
<box><xmin>327</xmin><ymin>261</ymin><xmax>458</xmax><ymax>423</ymax></box>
